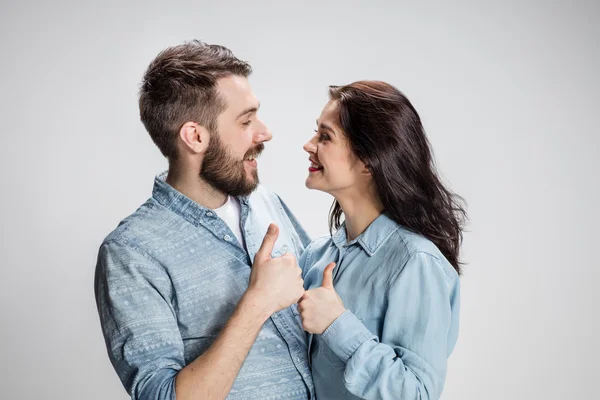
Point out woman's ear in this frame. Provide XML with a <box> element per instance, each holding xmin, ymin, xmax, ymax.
<box><xmin>361</xmin><ymin>162</ymin><xmax>372</xmax><ymax>176</ymax></box>
<box><xmin>179</xmin><ymin>121</ymin><xmax>210</xmax><ymax>154</ymax></box>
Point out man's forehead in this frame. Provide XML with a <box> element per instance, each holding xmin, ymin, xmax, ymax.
<box><xmin>216</xmin><ymin>75</ymin><xmax>259</xmax><ymax>111</ymax></box>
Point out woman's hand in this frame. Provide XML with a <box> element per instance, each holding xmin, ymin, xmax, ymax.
<box><xmin>298</xmin><ymin>262</ymin><xmax>346</xmax><ymax>334</ymax></box>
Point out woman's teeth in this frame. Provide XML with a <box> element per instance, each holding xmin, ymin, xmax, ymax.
<box><xmin>310</xmin><ymin>162</ymin><xmax>323</xmax><ymax>170</ymax></box>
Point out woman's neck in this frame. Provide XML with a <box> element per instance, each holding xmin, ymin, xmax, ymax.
<box><xmin>336</xmin><ymin>188</ymin><xmax>384</xmax><ymax>242</ymax></box>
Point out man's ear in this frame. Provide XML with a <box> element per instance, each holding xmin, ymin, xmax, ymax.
<box><xmin>179</xmin><ymin>122</ymin><xmax>210</xmax><ymax>154</ymax></box>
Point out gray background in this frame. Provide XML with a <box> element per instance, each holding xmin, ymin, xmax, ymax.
<box><xmin>1</xmin><ymin>0</ymin><xmax>598</xmax><ymax>399</ymax></box>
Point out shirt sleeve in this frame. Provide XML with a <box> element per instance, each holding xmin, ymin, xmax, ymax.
<box><xmin>320</xmin><ymin>251</ymin><xmax>460</xmax><ymax>400</ymax></box>
<box><xmin>94</xmin><ymin>240</ymin><xmax>185</xmax><ymax>400</ymax></box>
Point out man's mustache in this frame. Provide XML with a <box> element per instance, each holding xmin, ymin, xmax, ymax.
<box><xmin>244</xmin><ymin>143</ymin><xmax>265</xmax><ymax>160</ymax></box>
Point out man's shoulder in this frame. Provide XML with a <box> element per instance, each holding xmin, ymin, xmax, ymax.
<box><xmin>101</xmin><ymin>197</ymin><xmax>168</xmax><ymax>248</ymax></box>
<box><xmin>247</xmin><ymin>184</ymin><xmax>281</xmax><ymax>205</ymax></box>
<box><xmin>245</xmin><ymin>184</ymin><xmax>288</xmax><ymax>222</ymax></box>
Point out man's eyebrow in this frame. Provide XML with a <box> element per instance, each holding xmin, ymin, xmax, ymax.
<box><xmin>316</xmin><ymin>119</ymin><xmax>336</xmax><ymax>136</ymax></box>
<box><xmin>236</xmin><ymin>103</ymin><xmax>260</xmax><ymax>119</ymax></box>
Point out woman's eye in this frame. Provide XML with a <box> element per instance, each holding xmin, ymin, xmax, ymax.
<box><xmin>242</xmin><ymin>120</ymin><xmax>252</xmax><ymax>126</ymax></box>
<box><xmin>314</xmin><ymin>129</ymin><xmax>330</xmax><ymax>142</ymax></box>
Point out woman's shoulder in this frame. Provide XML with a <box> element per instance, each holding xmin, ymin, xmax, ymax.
<box><xmin>391</xmin><ymin>225</ymin><xmax>442</xmax><ymax>257</ymax></box>
<box><xmin>387</xmin><ymin>225</ymin><xmax>458</xmax><ymax>280</ymax></box>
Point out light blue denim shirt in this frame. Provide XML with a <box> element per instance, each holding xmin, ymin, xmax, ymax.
<box><xmin>95</xmin><ymin>172</ymin><xmax>314</xmax><ymax>400</ymax></box>
<box><xmin>301</xmin><ymin>214</ymin><xmax>460</xmax><ymax>400</ymax></box>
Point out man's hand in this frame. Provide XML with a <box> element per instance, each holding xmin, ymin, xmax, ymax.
<box><xmin>247</xmin><ymin>223</ymin><xmax>305</xmax><ymax>315</ymax></box>
<box><xmin>298</xmin><ymin>262</ymin><xmax>346</xmax><ymax>334</ymax></box>
<box><xmin>175</xmin><ymin>223</ymin><xmax>303</xmax><ymax>400</ymax></box>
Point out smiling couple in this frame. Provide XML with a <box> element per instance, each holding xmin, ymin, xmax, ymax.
<box><xmin>94</xmin><ymin>40</ymin><xmax>466</xmax><ymax>400</ymax></box>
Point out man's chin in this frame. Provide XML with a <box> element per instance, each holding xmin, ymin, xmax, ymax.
<box><xmin>247</xmin><ymin>171</ymin><xmax>259</xmax><ymax>185</ymax></box>
<box><xmin>234</xmin><ymin>174</ymin><xmax>259</xmax><ymax>197</ymax></box>
<box><xmin>244</xmin><ymin>183</ymin><xmax>259</xmax><ymax>196</ymax></box>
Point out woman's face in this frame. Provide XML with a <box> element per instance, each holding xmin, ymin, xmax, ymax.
<box><xmin>303</xmin><ymin>100</ymin><xmax>368</xmax><ymax>195</ymax></box>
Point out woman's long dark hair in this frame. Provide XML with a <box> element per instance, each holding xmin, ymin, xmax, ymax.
<box><xmin>328</xmin><ymin>81</ymin><xmax>467</xmax><ymax>273</ymax></box>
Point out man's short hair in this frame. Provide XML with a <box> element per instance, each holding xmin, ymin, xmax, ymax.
<box><xmin>139</xmin><ymin>40</ymin><xmax>252</xmax><ymax>160</ymax></box>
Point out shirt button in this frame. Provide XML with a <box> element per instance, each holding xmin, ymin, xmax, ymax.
<box><xmin>224</xmin><ymin>234</ymin><xmax>231</xmax><ymax>241</ymax></box>
<box><xmin>206</xmin><ymin>212</ymin><xmax>213</xmax><ymax>217</ymax></box>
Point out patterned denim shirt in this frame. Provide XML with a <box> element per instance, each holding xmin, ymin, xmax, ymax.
<box><xmin>301</xmin><ymin>213</ymin><xmax>460</xmax><ymax>400</ymax></box>
<box><xmin>95</xmin><ymin>172</ymin><xmax>314</xmax><ymax>400</ymax></box>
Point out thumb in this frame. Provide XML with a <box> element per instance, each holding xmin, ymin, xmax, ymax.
<box><xmin>255</xmin><ymin>223</ymin><xmax>279</xmax><ymax>262</ymax></box>
<box><xmin>321</xmin><ymin>262</ymin><xmax>336</xmax><ymax>289</ymax></box>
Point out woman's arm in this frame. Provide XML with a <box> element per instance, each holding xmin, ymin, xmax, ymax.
<box><xmin>318</xmin><ymin>252</ymin><xmax>460</xmax><ymax>400</ymax></box>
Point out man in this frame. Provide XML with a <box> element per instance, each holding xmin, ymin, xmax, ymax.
<box><xmin>94</xmin><ymin>40</ymin><xmax>314</xmax><ymax>399</ymax></box>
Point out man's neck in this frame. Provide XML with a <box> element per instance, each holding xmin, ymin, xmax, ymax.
<box><xmin>335</xmin><ymin>187</ymin><xmax>384</xmax><ymax>242</ymax></box>
<box><xmin>166</xmin><ymin>169</ymin><xmax>228</xmax><ymax>210</ymax></box>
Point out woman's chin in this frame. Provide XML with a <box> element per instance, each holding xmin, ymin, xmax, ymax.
<box><xmin>305</xmin><ymin>176</ymin><xmax>321</xmax><ymax>191</ymax></box>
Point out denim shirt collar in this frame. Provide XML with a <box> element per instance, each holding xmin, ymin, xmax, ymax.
<box><xmin>151</xmin><ymin>171</ymin><xmax>250</xmax><ymax>227</ymax></box>
<box><xmin>332</xmin><ymin>213</ymin><xmax>400</xmax><ymax>257</ymax></box>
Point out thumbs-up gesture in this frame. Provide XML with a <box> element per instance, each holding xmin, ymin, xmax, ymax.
<box><xmin>298</xmin><ymin>262</ymin><xmax>346</xmax><ymax>334</ymax></box>
<box><xmin>247</xmin><ymin>223</ymin><xmax>305</xmax><ymax>315</ymax></box>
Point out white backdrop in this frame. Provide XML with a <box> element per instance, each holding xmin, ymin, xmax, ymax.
<box><xmin>1</xmin><ymin>1</ymin><xmax>598</xmax><ymax>399</ymax></box>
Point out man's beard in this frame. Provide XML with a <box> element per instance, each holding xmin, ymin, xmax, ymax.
<box><xmin>200</xmin><ymin>133</ymin><xmax>264</xmax><ymax>197</ymax></box>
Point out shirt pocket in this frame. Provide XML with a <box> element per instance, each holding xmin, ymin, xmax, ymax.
<box><xmin>271</xmin><ymin>242</ymin><xmax>292</xmax><ymax>258</ymax></box>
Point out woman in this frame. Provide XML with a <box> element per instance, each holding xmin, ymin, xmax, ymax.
<box><xmin>297</xmin><ymin>81</ymin><xmax>466</xmax><ymax>399</ymax></box>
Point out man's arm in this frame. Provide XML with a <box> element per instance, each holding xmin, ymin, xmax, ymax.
<box><xmin>174</xmin><ymin>290</ymin><xmax>269</xmax><ymax>399</ymax></box>
<box><xmin>95</xmin><ymin>224</ymin><xmax>304</xmax><ymax>400</ymax></box>
<box><xmin>176</xmin><ymin>223</ymin><xmax>305</xmax><ymax>399</ymax></box>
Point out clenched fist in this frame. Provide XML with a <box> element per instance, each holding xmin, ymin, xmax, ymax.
<box><xmin>298</xmin><ymin>262</ymin><xmax>346</xmax><ymax>334</ymax></box>
<box><xmin>247</xmin><ymin>223</ymin><xmax>305</xmax><ymax>315</ymax></box>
